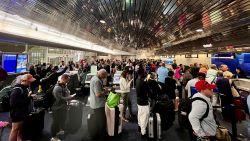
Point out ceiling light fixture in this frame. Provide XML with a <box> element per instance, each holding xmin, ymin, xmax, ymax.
<box><xmin>203</xmin><ymin>43</ymin><xmax>213</xmax><ymax>48</ymax></box>
<box><xmin>196</xmin><ymin>29</ymin><xmax>204</xmax><ymax>32</ymax></box>
<box><xmin>100</xmin><ymin>20</ymin><xmax>106</xmax><ymax>24</ymax></box>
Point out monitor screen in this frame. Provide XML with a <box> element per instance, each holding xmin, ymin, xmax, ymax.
<box><xmin>2</xmin><ymin>54</ymin><xmax>17</xmax><ymax>74</ymax></box>
<box><xmin>165</xmin><ymin>58</ymin><xmax>173</xmax><ymax>64</ymax></box>
<box><xmin>16</xmin><ymin>54</ymin><xmax>28</xmax><ymax>73</ymax></box>
<box><xmin>113</xmin><ymin>74</ymin><xmax>121</xmax><ymax>84</ymax></box>
<box><xmin>86</xmin><ymin>75</ymin><xmax>94</xmax><ymax>82</ymax></box>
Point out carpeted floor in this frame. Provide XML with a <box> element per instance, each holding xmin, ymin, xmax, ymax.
<box><xmin>0</xmin><ymin>89</ymin><xmax>249</xmax><ymax>141</ymax></box>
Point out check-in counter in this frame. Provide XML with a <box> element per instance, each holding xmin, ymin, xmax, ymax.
<box><xmin>84</xmin><ymin>73</ymin><xmax>95</xmax><ymax>88</ymax></box>
<box><xmin>233</xmin><ymin>79</ymin><xmax>250</xmax><ymax>92</ymax></box>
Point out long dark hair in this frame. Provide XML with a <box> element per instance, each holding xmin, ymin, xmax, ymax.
<box><xmin>121</xmin><ymin>71</ymin><xmax>127</xmax><ymax>78</ymax></box>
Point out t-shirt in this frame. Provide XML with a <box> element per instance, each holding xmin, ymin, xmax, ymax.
<box><xmin>185</xmin><ymin>78</ymin><xmax>199</xmax><ymax>97</ymax></box>
<box><xmin>90</xmin><ymin>75</ymin><xmax>105</xmax><ymax>109</ymax></box>
<box><xmin>136</xmin><ymin>78</ymin><xmax>149</xmax><ymax>105</ymax></box>
<box><xmin>157</xmin><ymin>67</ymin><xmax>169</xmax><ymax>83</ymax></box>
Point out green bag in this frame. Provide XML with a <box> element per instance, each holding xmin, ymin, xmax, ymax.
<box><xmin>107</xmin><ymin>92</ymin><xmax>120</xmax><ymax>108</ymax></box>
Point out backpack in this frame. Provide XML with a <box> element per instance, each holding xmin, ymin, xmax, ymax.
<box><xmin>178</xmin><ymin>97</ymin><xmax>209</xmax><ymax>129</ymax></box>
<box><xmin>0</xmin><ymin>86</ymin><xmax>23</xmax><ymax>112</ymax></box>
<box><xmin>44</xmin><ymin>85</ymin><xmax>56</xmax><ymax>109</ymax></box>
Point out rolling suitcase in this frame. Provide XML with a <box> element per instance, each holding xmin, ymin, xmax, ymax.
<box><xmin>105</xmin><ymin>103</ymin><xmax>123</xmax><ymax>136</ymax></box>
<box><xmin>22</xmin><ymin>108</ymin><xmax>45</xmax><ymax>140</ymax></box>
<box><xmin>148</xmin><ymin>113</ymin><xmax>162</xmax><ymax>140</ymax></box>
<box><xmin>154</xmin><ymin>99</ymin><xmax>175</xmax><ymax>130</ymax></box>
<box><xmin>66</xmin><ymin>100</ymin><xmax>83</xmax><ymax>133</ymax></box>
<box><xmin>87</xmin><ymin>113</ymin><xmax>99</xmax><ymax>140</ymax></box>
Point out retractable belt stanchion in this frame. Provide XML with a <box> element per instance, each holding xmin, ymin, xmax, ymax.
<box><xmin>231</xmin><ymin>104</ymin><xmax>237</xmax><ymax>140</ymax></box>
<box><xmin>132</xmin><ymin>69</ymin><xmax>135</xmax><ymax>89</ymax></box>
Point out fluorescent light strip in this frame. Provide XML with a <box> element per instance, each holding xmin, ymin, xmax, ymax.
<box><xmin>211</xmin><ymin>56</ymin><xmax>234</xmax><ymax>59</ymax></box>
<box><xmin>0</xmin><ymin>11</ymin><xmax>134</xmax><ymax>55</ymax></box>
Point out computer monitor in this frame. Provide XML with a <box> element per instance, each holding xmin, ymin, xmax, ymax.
<box><xmin>2</xmin><ymin>53</ymin><xmax>17</xmax><ymax>74</ymax></box>
<box><xmin>165</xmin><ymin>58</ymin><xmax>173</xmax><ymax>64</ymax></box>
<box><xmin>16</xmin><ymin>54</ymin><xmax>28</xmax><ymax>73</ymax></box>
<box><xmin>85</xmin><ymin>74</ymin><xmax>95</xmax><ymax>84</ymax></box>
<box><xmin>113</xmin><ymin>74</ymin><xmax>121</xmax><ymax>85</ymax></box>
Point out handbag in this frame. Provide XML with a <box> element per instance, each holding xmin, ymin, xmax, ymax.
<box><xmin>231</xmin><ymin>86</ymin><xmax>240</xmax><ymax>97</ymax></box>
<box><xmin>215</xmin><ymin>126</ymin><xmax>231</xmax><ymax>141</ymax></box>
<box><xmin>106</xmin><ymin>92</ymin><xmax>121</xmax><ymax>108</ymax></box>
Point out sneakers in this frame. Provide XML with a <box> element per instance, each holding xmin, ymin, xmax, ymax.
<box><xmin>50</xmin><ymin>137</ymin><xmax>61</xmax><ymax>141</ymax></box>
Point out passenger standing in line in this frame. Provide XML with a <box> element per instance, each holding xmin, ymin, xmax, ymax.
<box><xmin>29</xmin><ymin>65</ymin><xmax>36</xmax><ymax>77</ymax></box>
<box><xmin>216</xmin><ymin>71</ymin><xmax>233</xmax><ymax>107</ymax></box>
<box><xmin>9</xmin><ymin>74</ymin><xmax>36</xmax><ymax>141</ymax></box>
<box><xmin>235</xmin><ymin>67</ymin><xmax>247</xmax><ymax>78</ymax></box>
<box><xmin>206</xmin><ymin>64</ymin><xmax>218</xmax><ymax>84</ymax></box>
<box><xmin>51</xmin><ymin>74</ymin><xmax>74</xmax><ymax>141</ymax></box>
<box><xmin>182</xmin><ymin>66</ymin><xmax>193</xmax><ymax>98</ymax></box>
<box><xmin>165</xmin><ymin>71</ymin><xmax>177</xmax><ymax>102</ymax></box>
<box><xmin>190</xmin><ymin>63</ymin><xmax>200</xmax><ymax>78</ymax></box>
<box><xmin>220</xmin><ymin>64</ymin><xmax>229</xmax><ymax>72</ymax></box>
<box><xmin>0</xmin><ymin>66</ymin><xmax>7</xmax><ymax>89</ymax></box>
<box><xmin>185</xmin><ymin>72</ymin><xmax>206</xmax><ymax>97</ymax></box>
<box><xmin>89</xmin><ymin>69</ymin><xmax>108</xmax><ymax>141</ymax></box>
<box><xmin>136</xmin><ymin>68</ymin><xmax>150</xmax><ymax>140</ymax></box>
<box><xmin>59</xmin><ymin>61</ymin><xmax>66</xmax><ymax>69</ymax></box>
<box><xmin>147</xmin><ymin>72</ymin><xmax>161</xmax><ymax>100</ymax></box>
<box><xmin>189</xmin><ymin>80</ymin><xmax>217</xmax><ymax>141</ymax></box>
<box><xmin>119</xmin><ymin>71</ymin><xmax>133</xmax><ymax>122</ymax></box>
<box><xmin>150</xmin><ymin>62</ymin><xmax>157</xmax><ymax>72</ymax></box>
<box><xmin>174</xmin><ymin>66</ymin><xmax>183</xmax><ymax>99</ymax></box>
<box><xmin>172</xmin><ymin>59</ymin><xmax>177</xmax><ymax>70</ymax></box>
<box><xmin>156</xmin><ymin>63</ymin><xmax>169</xmax><ymax>95</ymax></box>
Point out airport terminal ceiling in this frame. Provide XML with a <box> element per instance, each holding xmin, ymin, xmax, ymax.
<box><xmin>0</xmin><ymin>0</ymin><xmax>250</xmax><ymax>54</ymax></box>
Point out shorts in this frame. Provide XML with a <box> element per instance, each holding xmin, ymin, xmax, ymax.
<box><xmin>10</xmin><ymin>115</ymin><xmax>25</xmax><ymax>123</ymax></box>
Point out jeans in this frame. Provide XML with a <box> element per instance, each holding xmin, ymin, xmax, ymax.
<box><xmin>51</xmin><ymin>108</ymin><xmax>67</xmax><ymax>137</ymax></box>
<box><xmin>121</xmin><ymin>93</ymin><xmax>132</xmax><ymax>117</ymax></box>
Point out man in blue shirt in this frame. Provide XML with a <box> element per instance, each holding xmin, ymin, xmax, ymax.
<box><xmin>157</xmin><ymin>63</ymin><xmax>169</xmax><ymax>95</ymax></box>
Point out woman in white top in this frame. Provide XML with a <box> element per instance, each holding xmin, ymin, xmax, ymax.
<box><xmin>119</xmin><ymin>71</ymin><xmax>133</xmax><ymax>122</ymax></box>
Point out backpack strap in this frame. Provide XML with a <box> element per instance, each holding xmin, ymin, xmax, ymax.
<box><xmin>192</xmin><ymin>97</ymin><xmax>209</xmax><ymax>122</ymax></box>
<box><xmin>12</xmin><ymin>87</ymin><xmax>23</xmax><ymax>95</ymax></box>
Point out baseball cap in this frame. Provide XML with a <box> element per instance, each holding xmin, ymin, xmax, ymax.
<box><xmin>21</xmin><ymin>74</ymin><xmax>36</xmax><ymax>82</ymax></box>
<box><xmin>195</xmin><ymin>80</ymin><xmax>216</xmax><ymax>91</ymax></box>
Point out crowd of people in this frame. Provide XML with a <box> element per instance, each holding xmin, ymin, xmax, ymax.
<box><xmin>0</xmin><ymin>58</ymin><xmax>249</xmax><ymax>141</ymax></box>
<box><xmin>87</xmin><ymin>59</ymin><xmax>248</xmax><ymax>141</ymax></box>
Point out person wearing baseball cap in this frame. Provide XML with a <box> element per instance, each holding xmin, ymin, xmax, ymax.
<box><xmin>9</xmin><ymin>74</ymin><xmax>36</xmax><ymax>141</ymax></box>
<box><xmin>188</xmin><ymin>80</ymin><xmax>217</xmax><ymax>141</ymax></box>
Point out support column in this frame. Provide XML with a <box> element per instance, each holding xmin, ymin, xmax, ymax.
<box><xmin>45</xmin><ymin>47</ymin><xmax>49</xmax><ymax>63</ymax></box>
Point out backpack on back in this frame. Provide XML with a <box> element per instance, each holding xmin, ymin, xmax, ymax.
<box><xmin>178</xmin><ymin>97</ymin><xmax>209</xmax><ymax>129</ymax></box>
<box><xmin>0</xmin><ymin>86</ymin><xmax>23</xmax><ymax>112</ymax></box>
<box><xmin>44</xmin><ymin>85</ymin><xmax>56</xmax><ymax>109</ymax></box>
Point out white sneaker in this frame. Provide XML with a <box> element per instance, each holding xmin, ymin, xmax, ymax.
<box><xmin>50</xmin><ymin>137</ymin><xmax>61</xmax><ymax>141</ymax></box>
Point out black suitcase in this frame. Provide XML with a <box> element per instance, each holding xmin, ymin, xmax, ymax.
<box><xmin>33</xmin><ymin>93</ymin><xmax>46</xmax><ymax>108</ymax></box>
<box><xmin>87</xmin><ymin>113</ymin><xmax>99</xmax><ymax>140</ymax></box>
<box><xmin>66</xmin><ymin>100</ymin><xmax>83</xmax><ymax>134</ymax></box>
<box><xmin>22</xmin><ymin>108</ymin><xmax>45</xmax><ymax>140</ymax></box>
<box><xmin>154</xmin><ymin>100</ymin><xmax>175</xmax><ymax>130</ymax></box>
